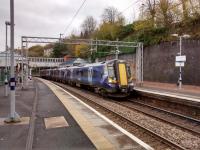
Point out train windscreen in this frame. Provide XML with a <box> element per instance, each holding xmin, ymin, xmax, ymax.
<box><xmin>126</xmin><ymin>65</ymin><xmax>131</xmax><ymax>79</ymax></box>
<box><xmin>107</xmin><ymin>65</ymin><xmax>115</xmax><ymax>79</ymax></box>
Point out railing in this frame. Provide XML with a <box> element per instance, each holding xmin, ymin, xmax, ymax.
<box><xmin>28</xmin><ymin>57</ymin><xmax>64</xmax><ymax>67</ymax></box>
<box><xmin>28</xmin><ymin>57</ymin><xmax>64</xmax><ymax>63</ymax></box>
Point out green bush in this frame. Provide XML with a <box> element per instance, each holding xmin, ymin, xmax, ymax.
<box><xmin>118</xmin><ymin>24</ymin><xmax>134</xmax><ymax>40</ymax></box>
<box><xmin>123</xmin><ymin>27</ymin><xmax>169</xmax><ymax>46</ymax></box>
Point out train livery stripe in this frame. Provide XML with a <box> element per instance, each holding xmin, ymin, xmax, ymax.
<box><xmin>118</xmin><ymin>63</ymin><xmax>128</xmax><ymax>86</ymax></box>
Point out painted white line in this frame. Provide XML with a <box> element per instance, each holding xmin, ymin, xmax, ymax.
<box><xmin>135</xmin><ymin>88</ymin><xmax>200</xmax><ymax>102</ymax></box>
<box><xmin>51</xmin><ymin>82</ymin><xmax>154</xmax><ymax>150</ymax></box>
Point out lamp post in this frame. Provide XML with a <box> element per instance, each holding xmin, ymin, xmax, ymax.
<box><xmin>171</xmin><ymin>34</ymin><xmax>190</xmax><ymax>89</ymax></box>
<box><xmin>95</xmin><ymin>38</ymin><xmax>98</xmax><ymax>62</ymax></box>
<box><xmin>5</xmin><ymin>0</ymin><xmax>20</xmax><ymax>123</ymax></box>
<box><xmin>5</xmin><ymin>21</ymin><xmax>11</xmax><ymax>97</ymax></box>
<box><xmin>115</xmin><ymin>48</ymin><xmax>120</xmax><ymax>60</ymax></box>
<box><xmin>21</xmin><ymin>45</ymin><xmax>25</xmax><ymax>89</ymax></box>
<box><xmin>115</xmin><ymin>38</ymin><xmax>120</xmax><ymax>60</ymax></box>
<box><xmin>141</xmin><ymin>3</ymin><xmax>145</xmax><ymax>20</ymax></box>
<box><xmin>25</xmin><ymin>43</ymin><xmax>29</xmax><ymax>87</ymax></box>
<box><xmin>59</xmin><ymin>33</ymin><xmax>63</xmax><ymax>43</ymax></box>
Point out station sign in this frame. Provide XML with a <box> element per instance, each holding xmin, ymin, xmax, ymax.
<box><xmin>176</xmin><ymin>55</ymin><xmax>186</xmax><ymax>62</ymax></box>
<box><xmin>175</xmin><ymin>62</ymin><xmax>185</xmax><ymax>67</ymax></box>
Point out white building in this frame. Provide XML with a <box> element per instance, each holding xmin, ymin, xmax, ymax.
<box><xmin>44</xmin><ymin>48</ymin><xmax>53</xmax><ymax>57</ymax></box>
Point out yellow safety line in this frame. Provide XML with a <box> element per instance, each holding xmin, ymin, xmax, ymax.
<box><xmin>38</xmin><ymin>78</ymin><xmax>115</xmax><ymax>150</ymax></box>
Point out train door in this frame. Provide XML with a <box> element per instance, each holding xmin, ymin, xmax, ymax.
<box><xmin>117</xmin><ymin>62</ymin><xmax>128</xmax><ymax>86</ymax></box>
<box><xmin>88</xmin><ymin>67</ymin><xmax>93</xmax><ymax>85</ymax></box>
<box><xmin>70</xmin><ymin>69</ymin><xmax>73</xmax><ymax>81</ymax></box>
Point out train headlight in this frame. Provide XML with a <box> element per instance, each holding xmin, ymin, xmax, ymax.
<box><xmin>129</xmin><ymin>77</ymin><xmax>133</xmax><ymax>82</ymax></box>
<box><xmin>108</xmin><ymin>78</ymin><xmax>117</xmax><ymax>84</ymax></box>
<box><xmin>129</xmin><ymin>82</ymin><xmax>134</xmax><ymax>86</ymax></box>
<box><xmin>108</xmin><ymin>78</ymin><xmax>112</xmax><ymax>83</ymax></box>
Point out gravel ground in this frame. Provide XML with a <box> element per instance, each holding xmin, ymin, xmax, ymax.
<box><xmin>121</xmin><ymin>101</ymin><xmax>200</xmax><ymax>135</ymax></box>
<box><xmin>55</xmin><ymin>82</ymin><xmax>200</xmax><ymax>150</ymax></box>
<box><xmin>104</xmin><ymin>101</ymin><xmax>200</xmax><ymax>149</ymax></box>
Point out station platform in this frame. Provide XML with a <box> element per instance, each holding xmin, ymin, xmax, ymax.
<box><xmin>135</xmin><ymin>81</ymin><xmax>200</xmax><ymax>104</ymax></box>
<box><xmin>0</xmin><ymin>78</ymin><xmax>153</xmax><ymax>150</ymax></box>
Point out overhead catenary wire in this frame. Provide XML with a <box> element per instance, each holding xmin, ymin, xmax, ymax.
<box><xmin>63</xmin><ymin>0</ymin><xmax>87</xmax><ymax>36</ymax></box>
<box><xmin>118</xmin><ymin>0</ymin><xmax>141</xmax><ymax>16</ymax></box>
<box><xmin>62</xmin><ymin>0</ymin><xmax>142</xmax><ymax>37</ymax></box>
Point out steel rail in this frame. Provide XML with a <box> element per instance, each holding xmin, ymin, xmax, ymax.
<box><xmin>132</xmin><ymin>100</ymin><xmax>200</xmax><ymax>123</ymax></box>
<box><xmin>116</xmin><ymin>100</ymin><xmax>200</xmax><ymax>136</ymax></box>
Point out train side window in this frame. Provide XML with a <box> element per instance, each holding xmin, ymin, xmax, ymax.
<box><xmin>80</xmin><ymin>70</ymin><xmax>83</xmax><ymax>76</ymax></box>
<box><xmin>83</xmin><ymin>69</ymin><xmax>88</xmax><ymax>78</ymax></box>
<box><xmin>76</xmin><ymin>70</ymin><xmax>79</xmax><ymax>76</ymax></box>
<box><xmin>73</xmin><ymin>70</ymin><xmax>76</xmax><ymax>77</ymax></box>
<box><xmin>93</xmin><ymin>70</ymin><xmax>98</xmax><ymax>78</ymax></box>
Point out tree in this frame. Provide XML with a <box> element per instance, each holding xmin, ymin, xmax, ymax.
<box><xmin>52</xmin><ymin>43</ymin><xmax>68</xmax><ymax>58</ymax></box>
<box><xmin>75</xmin><ymin>44</ymin><xmax>89</xmax><ymax>58</ymax></box>
<box><xmin>28</xmin><ymin>45</ymin><xmax>44</xmax><ymax>57</ymax></box>
<box><xmin>187</xmin><ymin>0</ymin><xmax>200</xmax><ymax>16</ymax></box>
<box><xmin>134</xmin><ymin>20</ymin><xmax>154</xmax><ymax>31</ymax></box>
<box><xmin>118</xmin><ymin>24</ymin><xmax>134</xmax><ymax>39</ymax></box>
<box><xmin>145</xmin><ymin>0</ymin><xmax>157</xmax><ymax>27</ymax></box>
<box><xmin>179</xmin><ymin>0</ymin><xmax>189</xmax><ymax>21</ymax></box>
<box><xmin>81</xmin><ymin>16</ymin><xmax>97</xmax><ymax>38</ymax></box>
<box><xmin>101</xmin><ymin>6</ymin><xmax>124</xmax><ymax>25</ymax></box>
<box><xmin>116</xmin><ymin>15</ymin><xmax>125</xmax><ymax>26</ymax></box>
<box><xmin>94</xmin><ymin>22</ymin><xmax>122</xmax><ymax>40</ymax></box>
<box><xmin>44</xmin><ymin>44</ymin><xmax>54</xmax><ymax>50</ymax></box>
<box><xmin>157</xmin><ymin>0</ymin><xmax>173</xmax><ymax>27</ymax></box>
<box><xmin>94</xmin><ymin>7</ymin><xmax>125</xmax><ymax>40</ymax></box>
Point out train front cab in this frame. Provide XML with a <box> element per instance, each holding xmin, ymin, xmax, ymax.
<box><xmin>107</xmin><ymin>60</ymin><xmax>133</xmax><ymax>96</ymax></box>
<box><xmin>116</xmin><ymin>61</ymin><xmax>133</xmax><ymax>93</ymax></box>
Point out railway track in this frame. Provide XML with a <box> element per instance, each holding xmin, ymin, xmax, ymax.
<box><xmin>116</xmin><ymin>100</ymin><xmax>200</xmax><ymax>136</ymax></box>
<box><xmin>52</xmin><ymin>81</ymin><xmax>190</xmax><ymax>150</ymax></box>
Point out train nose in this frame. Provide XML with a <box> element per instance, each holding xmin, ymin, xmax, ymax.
<box><xmin>121</xmin><ymin>88</ymin><xmax>128</xmax><ymax>93</ymax></box>
<box><xmin>120</xmin><ymin>83</ymin><xmax>134</xmax><ymax>93</ymax></box>
<box><xmin>118</xmin><ymin>63</ymin><xmax>128</xmax><ymax>86</ymax></box>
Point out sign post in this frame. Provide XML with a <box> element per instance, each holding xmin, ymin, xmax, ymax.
<box><xmin>171</xmin><ymin>34</ymin><xmax>190</xmax><ymax>89</ymax></box>
<box><xmin>175</xmin><ymin>55</ymin><xmax>186</xmax><ymax>89</ymax></box>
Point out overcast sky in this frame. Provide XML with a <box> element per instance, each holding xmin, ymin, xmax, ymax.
<box><xmin>0</xmin><ymin>0</ymin><xmax>142</xmax><ymax>51</ymax></box>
